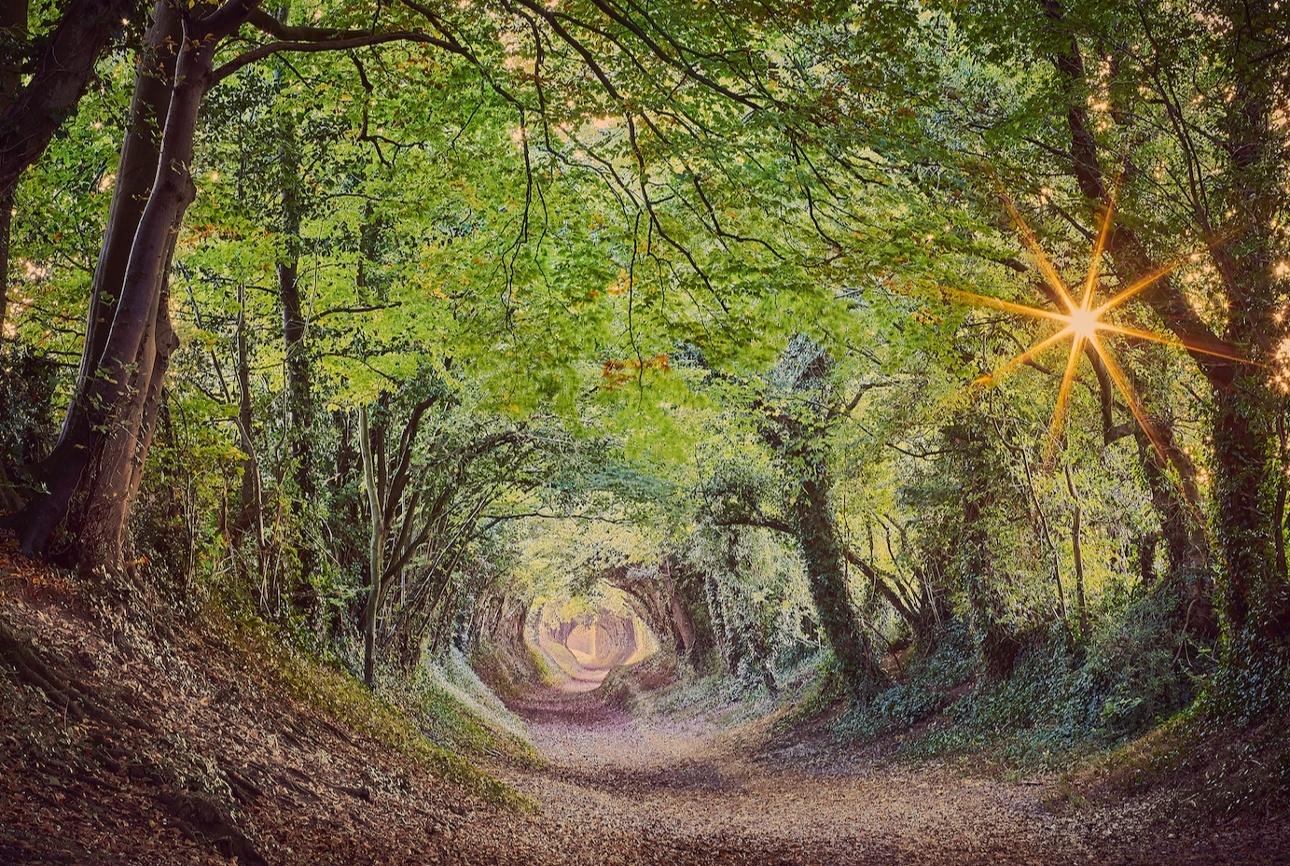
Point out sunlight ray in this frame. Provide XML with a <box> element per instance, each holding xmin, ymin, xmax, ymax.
<box><xmin>998</xmin><ymin>191</ymin><xmax>1079</xmax><ymax>313</ymax></box>
<box><xmin>1044</xmin><ymin>336</ymin><xmax>1086</xmax><ymax>466</ymax></box>
<box><xmin>1098</xmin><ymin>323</ymin><xmax>1260</xmax><ymax>366</ymax></box>
<box><xmin>1092</xmin><ymin>260</ymin><xmax>1188</xmax><ymax>316</ymax></box>
<box><xmin>1080</xmin><ymin>202</ymin><xmax>1117</xmax><ymax>311</ymax></box>
<box><xmin>972</xmin><ymin>327</ymin><xmax>1073</xmax><ymax>388</ymax></box>
<box><xmin>937</xmin><ymin>285</ymin><xmax>1071</xmax><ymax>324</ymax></box>
<box><xmin>943</xmin><ymin>186</ymin><xmax>1258</xmax><ymax>475</ymax></box>
<box><xmin>1088</xmin><ymin>337</ymin><xmax>1173</xmax><ymax>469</ymax></box>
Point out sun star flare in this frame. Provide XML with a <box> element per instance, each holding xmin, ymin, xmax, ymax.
<box><xmin>946</xmin><ymin>193</ymin><xmax>1244</xmax><ymax>477</ymax></box>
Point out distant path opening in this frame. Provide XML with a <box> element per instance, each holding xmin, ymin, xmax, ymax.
<box><xmin>525</xmin><ymin>598</ymin><xmax>659</xmax><ymax>692</ymax></box>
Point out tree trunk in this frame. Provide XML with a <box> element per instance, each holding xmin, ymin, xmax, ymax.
<box><xmin>0</xmin><ymin>0</ymin><xmax>20</xmax><ymax>332</ymax></box>
<box><xmin>0</xmin><ymin>0</ymin><xmax>133</xmax><ymax>199</ymax></box>
<box><xmin>6</xmin><ymin>2</ymin><xmax>178</xmax><ymax>557</ymax></box>
<box><xmin>7</xmin><ymin>5</ymin><xmax>251</xmax><ymax>575</ymax></box>
<box><xmin>1134</xmin><ymin>424</ymin><xmax>1210</xmax><ymax>577</ymax></box>
<box><xmin>660</xmin><ymin>557</ymin><xmax>698</xmax><ymax>659</ymax></box>
<box><xmin>702</xmin><ymin>569</ymin><xmax>739</xmax><ymax>675</ymax></box>
<box><xmin>1213</xmin><ymin>377</ymin><xmax>1290</xmax><ymax>643</ymax></box>
<box><xmin>276</xmin><ymin>112</ymin><xmax>317</xmax><ymax>610</ymax></box>
<box><xmin>359</xmin><ymin>404</ymin><xmax>385</xmax><ymax>688</ymax></box>
<box><xmin>792</xmin><ymin>461</ymin><xmax>885</xmax><ymax>699</ymax></box>
<box><xmin>952</xmin><ymin>416</ymin><xmax>1021</xmax><ymax>678</ymax></box>
<box><xmin>1046</xmin><ymin>0</ymin><xmax>1290</xmax><ymax>668</ymax></box>
<box><xmin>231</xmin><ymin>284</ymin><xmax>262</xmax><ymax>541</ymax></box>
<box><xmin>1205</xmin><ymin>0</ymin><xmax>1290</xmax><ymax>649</ymax></box>
<box><xmin>1064</xmin><ymin>465</ymin><xmax>1089</xmax><ymax>638</ymax></box>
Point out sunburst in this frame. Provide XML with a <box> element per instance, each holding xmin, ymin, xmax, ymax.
<box><xmin>942</xmin><ymin>192</ymin><xmax>1246</xmax><ymax>474</ymax></box>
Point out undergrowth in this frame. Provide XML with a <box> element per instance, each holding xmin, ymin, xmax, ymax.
<box><xmin>405</xmin><ymin>650</ymin><xmax>543</xmax><ymax>769</ymax></box>
<box><xmin>831</xmin><ymin>589</ymin><xmax>1213</xmax><ymax>769</ymax></box>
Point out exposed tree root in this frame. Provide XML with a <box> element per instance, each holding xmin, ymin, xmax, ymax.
<box><xmin>158</xmin><ymin>789</ymin><xmax>266</xmax><ymax>866</ymax></box>
<box><xmin>0</xmin><ymin>617</ymin><xmax>112</xmax><ymax>724</ymax></box>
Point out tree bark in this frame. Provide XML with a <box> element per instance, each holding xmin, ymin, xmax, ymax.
<box><xmin>359</xmin><ymin>404</ymin><xmax>385</xmax><ymax>688</ymax></box>
<box><xmin>276</xmin><ymin>111</ymin><xmax>317</xmax><ymax>609</ymax></box>
<box><xmin>1044</xmin><ymin>0</ymin><xmax>1290</xmax><ymax>659</ymax></box>
<box><xmin>951</xmin><ymin>415</ymin><xmax>1022</xmax><ymax>678</ymax></box>
<box><xmin>1064</xmin><ymin>465</ymin><xmax>1088</xmax><ymax>638</ymax></box>
<box><xmin>702</xmin><ymin>568</ymin><xmax>740</xmax><ymax>675</ymax></box>
<box><xmin>660</xmin><ymin>557</ymin><xmax>698</xmax><ymax>658</ymax></box>
<box><xmin>792</xmin><ymin>459</ymin><xmax>885</xmax><ymax>698</ymax></box>
<box><xmin>7</xmin><ymin>3</ymin><xmax>255</xmax><ymax>575</ymax></box>
<box><xmin>7</xmin><ymin>2</ymin><xmax>179</xmax><ymax>556</ymax></box>
<box><xmin>0</xmin><ymin>0</ymin><xmax>134</xmax><ymax>200</ymax></box>
<box><xmin>0</xmin><ymin>0</ymin><xmax>22</xmax><ymax>333</ymax></box>
<box><xmin>1205</xmin><ymin>0</ymin><xmax>1290</xmax><ymax>646</ymax></box>
<box><xmin>231</xmin><ymin>283</ymin><xmax>262</xmax><ymax>543</ymax></box>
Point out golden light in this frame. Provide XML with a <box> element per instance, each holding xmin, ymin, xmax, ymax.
<box><xmin>1068</xmin><ymin>307</ymin><xmax>1099</xmax><ymax>339</ymax></box>
<box><xmin>942</xmin><ymin>191</ymin><xmax>1247</xmax><ymax>475</ymax></box>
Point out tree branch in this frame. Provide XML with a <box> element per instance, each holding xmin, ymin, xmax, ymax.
<box><xmin>213</xmin><ymin>31</ymin><xmax>460</xmax><ymax>83</ymax></box>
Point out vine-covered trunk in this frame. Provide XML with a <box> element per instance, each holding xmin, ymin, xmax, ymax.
<box><xmin>951</xmin><ymin>416</ymin><xmax>1021</xmax><ymax>678</ymax></box>
<box><xmin>1205</xmin><ymin>0</ymin><xmax>1290</xmax><ymax>654</ymax></box>
<box><xmin>702</xmin><ymin>569</ymin><xmax>741</xmax><ymax>675</ymax></box>
<box><xmin>277</xmin><ymin>114</ymin><xmax>317</xmax><ymax>611</ymax></box>
<box><xmin>1213</xmin><ymin>378</ymin><xmax>1290</xmax><ymax>645</ymax></box>
<box><xmin>359</xmin><ymin>404</ymin><xmax>385</xmax><ymax>688</ymax></box>
<box><xmin>1050</xmin><ymin>0</ymin><xmax>1290</xmax><ymax>676</ymax></box>
<box><xmin>793</xmin><ymin>462</ymin><xmax>885</xmax><ymax>699</ymax></box>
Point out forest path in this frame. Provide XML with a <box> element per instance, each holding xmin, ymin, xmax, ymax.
<box><xmin>480</xmin><ymin>685</ymin><xmax>1268</xmax><ymax>866</ymax></box>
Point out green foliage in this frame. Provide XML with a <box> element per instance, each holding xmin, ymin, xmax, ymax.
<box><xmin>857</xmin><ymin>591</ymin><xmax>1213</xmax><ymax>767</ymax></box>
<box><xmin>0</xmin><ymin>346</ymin><xmax>58</xmax><ymax>492</ymax></box>
<box><xmin>4</xmin><ymin>0</ymin><xmax>1287</xmax><ymax>785</ymax></box>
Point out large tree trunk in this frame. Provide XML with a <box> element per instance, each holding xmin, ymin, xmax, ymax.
<box><xmin>660</xmin><ymin>557</ymin><xmax>699</xmax><ymax>659</ymax></box>
<box><xmin>702</xmin><ymin>568</ymin><xmax>740</xmax><ymax>675</ymax></box>
<box><xmin>0</xmin><ymin>0</ymin><xmax>23</xmax><ymax>332</ymax></box>
<box><xmin>1134</xmin><ymin>424</ymin><xmax>1210</xmax><ymax>578</ymax></box>
<box><xmin>1213</xmin><ymin>378</ymin><xmax>1290</xmax><ymax>643</ymax></box>
<box><xmin>1205</xmin><ymin>0</ymin><xmax>1290</xmax><ymax>648</ymax></box>
<box><xmin>7</xmin><ymin>3</ymin><xmax>180</xmax><ymax>559</ymax></box>
<box><xmin>7</xmin><ymin>5</ymin><xmax>252</xmax><ymax>576</ymax></box>
<box><xmin>713</xmin><ymin>534</ymin><xmax>777</xmax><ymax>691</ymax></box>
<box><xmin>77</xmin><ymin>228</ymin><xmax>185</xmax><ymax>574</ymax></box>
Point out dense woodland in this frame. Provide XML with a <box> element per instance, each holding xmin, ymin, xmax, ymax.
<box><xmin>1</xmin><ymin>0</ymin><xmax>1289</xmax><ymax>861</ymax></box>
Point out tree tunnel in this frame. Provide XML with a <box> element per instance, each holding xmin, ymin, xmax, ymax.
<box><xmin>527</xmin><ymin>595</ymin><xmax>660</xmax><ymax>691</ymax></box>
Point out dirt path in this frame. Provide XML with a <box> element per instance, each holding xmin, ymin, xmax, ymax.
<box><xmin>483</xmin><ymin>687</ymin><xmax>1286</xmax><ymax>866</ymax></box>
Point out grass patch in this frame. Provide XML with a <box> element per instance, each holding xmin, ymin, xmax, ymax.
<box><xmin>403</xmin><ymin>651</ymin><xmax>544</xmax><ymax>770</ymax></box>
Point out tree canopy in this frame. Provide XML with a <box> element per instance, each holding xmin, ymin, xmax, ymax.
<box><xmin>1</xmin><ymin>0</ymin><xmax>1288</xmax><ymax>726</ymax></box>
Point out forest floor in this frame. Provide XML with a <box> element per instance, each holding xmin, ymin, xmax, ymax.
<box><xmin>490</xmin><ymin>684</ymin><xmax>1290</xmax><ymax>866</ymax></box>
<box><xmin>1</xmin><ymin>549</ymin><xmax>1288</xmax><ymax>865</ymax></box>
